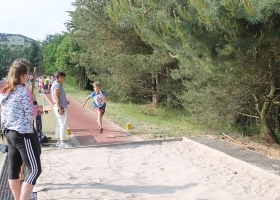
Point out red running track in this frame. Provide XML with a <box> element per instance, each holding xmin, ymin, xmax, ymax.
<box><xmin>0</xmin><ymin>81</ymin><xmax>141</xmax><ymax>146</ymax></box>
<box><xmin>44</xmin><ymin>91</ymin><xmax>141</xmax><ymax>146</ymax></box>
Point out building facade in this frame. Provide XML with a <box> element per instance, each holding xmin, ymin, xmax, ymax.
<box><xmin>0</xmin><ymin>33</ymin><xmax>36</xmax><ymax>49</ymax></box>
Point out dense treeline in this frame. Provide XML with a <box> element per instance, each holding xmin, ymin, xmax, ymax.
<box><xmin>1</xmin><ymin>0</ymin><xmax>280</xmax><ymax>143</ymax></box>
<box><xmin>0</xmin><ymin>41</ymin><xmax>42</xmax><ymax>77</ymax></box>
<box><xmin>67</xmin><ymin>0</ymin><xmax>280</xmax><ymax>143</ymax></box>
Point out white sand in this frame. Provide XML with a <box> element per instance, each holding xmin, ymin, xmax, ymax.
<box><xmin>37</xmin><ymin>138</ymin><xmax>280</xmax><ymax>200</ymax></box>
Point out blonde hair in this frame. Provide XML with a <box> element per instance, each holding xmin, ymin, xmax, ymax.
<box><xmin>93</xmin><ymin>81</ymin><xmax>101</xmax><ymax>88</ymax></box>
<box><xmin>1</xmin><ymin>58</ymin><xmax>29</xmax><ymax>93</ymax></box>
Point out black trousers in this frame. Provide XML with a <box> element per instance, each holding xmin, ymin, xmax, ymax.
<box><xmin>5</xmin><ymin>130</ymin><xmax>41</xmax><ymax>185</ymax></box>
<box><xmin>33</xmin><ymin>127</ymin><xmax>41</xmax><ymax>156</ymax></box>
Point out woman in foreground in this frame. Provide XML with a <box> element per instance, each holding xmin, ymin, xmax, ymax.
<box><xmin>0</xmin><ymin>58</ymin><xmax>41</xmax><ymax>200</ymax></box>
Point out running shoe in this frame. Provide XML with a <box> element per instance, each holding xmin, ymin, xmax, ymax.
<box><xmin>99</xmin><ymin>127</ymin><xmax>103</xmax><ymax>133</ymax></box>
<box><xmin>32</xmin><ymin>184</ymin><xmax>45</xmax><ymax>192</ymax></box>
<box><xmin>59</xmin><ymin>143</ymin><xmax>72</xmax><ymax>148</ymax></box>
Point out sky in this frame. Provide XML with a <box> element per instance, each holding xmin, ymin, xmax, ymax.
<box><xmin>0</xmin><ymin>0</ymin><xmax>75</xmax><ymax>41</ymax></box>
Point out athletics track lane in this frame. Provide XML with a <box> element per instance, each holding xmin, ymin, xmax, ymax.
<box><xmin>44</xmin><ymin>92</ymin><xmax>141</xmax><ymax>146</ymax></box>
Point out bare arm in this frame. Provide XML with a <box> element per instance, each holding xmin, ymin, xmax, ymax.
<box><xmin>82</xmin><ymin>95</ymin><xmax>91</xmax><ymax>107</ymax></box>
<box><xmin>99</xmin><ymin>88</ymin><xmax>108</xmax><ymax>101</ymax></box>
<box><xmin>101</xmin><ymin>92</ymin><xmax>108</xmax><ymax>101</ymax></box>
<box><xmin>54</xmin><ymin>89</ymin><xmax>64</xmax><ymax>115</ymax></box>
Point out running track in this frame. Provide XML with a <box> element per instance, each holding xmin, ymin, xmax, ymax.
<box><xmin>0</xmin><ymin>81</ymin><xmax>141</xmax><ymax>146</ymax></box>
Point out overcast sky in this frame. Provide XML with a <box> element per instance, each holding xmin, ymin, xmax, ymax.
<box><xmin>0</xmin><ymin>0</ymin><xmax>75</xmax><ymax>41</ymax></box>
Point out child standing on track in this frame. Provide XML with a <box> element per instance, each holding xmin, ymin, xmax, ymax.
<box><xmin>82</xmin><ymin>81</ymin><xmax>108</xmax><ymax>133</ymax></box>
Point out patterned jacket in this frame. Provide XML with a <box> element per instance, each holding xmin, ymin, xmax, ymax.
<box><xmin>0</xmin><ymin>85</ymin><xmax>35</xmax><ymax>134</ymax></box>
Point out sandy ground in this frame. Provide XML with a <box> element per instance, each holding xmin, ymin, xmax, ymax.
<box><xmin>37</xmin><ymin>138</ymin><xmax>280</xmax><ymax>200</ymax></box>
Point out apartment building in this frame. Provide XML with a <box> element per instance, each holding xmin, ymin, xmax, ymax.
<box><xmin>0</xmin><ymin>33</ymin><xmax>36</xmax><ymax>49</ymax></box>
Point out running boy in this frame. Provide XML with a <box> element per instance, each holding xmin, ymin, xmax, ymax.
<box><xmin>82</xmin><ymin>81</ymin><xmax>108</xmax><ymax>133</ymax></box>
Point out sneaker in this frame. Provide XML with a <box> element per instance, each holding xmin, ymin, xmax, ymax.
<box><xmin>99</xmin><ymin>127</ymin><xmax>103</xmax><ymax>133</ymax></box>
<box><xmin>56</xmin><ymin>142</ymin><xmax>60</xmax><ymax>147</ymax></box>
<box><xmin>59</xmin><ymin>143</ymin><xmax>72</xmax><ymax>148</ymax></box>
<box><xmin>32</xmin><ymin>184</ymin><xmax>45</xmax><ymax>192</ymax></box>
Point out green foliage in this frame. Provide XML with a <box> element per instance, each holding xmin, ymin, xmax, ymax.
<box><xmin>68</xmin><ymin>0</ymin><xmax>180</xmax><ymax>105</ymax></box>
<box><xmin>108</xmin><ymin>0</ymin><xmax>280</xmax><ymax>142</ymax></box>
<box><xmin>26</xmin><ymin>41</ymin><xmax>41</xmax><ymax>72</ymax></box>
<box><xmin>0</xmin><ymin>43</ymin><xmax>43</xmax><ymax>77</ymax></box>
<box><xmin>42</xmin><ymin>32</ymin><xmax>90</xmax><ymax>89</ymax></box>
<box><xmin>43</xmin><ymin>34</ymin><xmax>66</xmax><ymax>74</ymax></box>
<box><xmin>0</xmin><ymin>44</ymin><xmax>12</xmax><ymax>77</ymax></box>
<box><xmin>56</xmin><ymin>35</ymin><xmax>88</xmax><ymax>89</ymax></box>
<box><xmin>34</xmin><ymin>0</ymin><xmax>279</xmax><ymax>143</ymax></box>
<box><xmin>55</xmin><ymin>36</ymin><xmax>77</xmax><ymax>75</ymax></box>
<box><xmin>10</xmin><ymin>46</ymin><xmax>25</xmax><ymax>61</ymax></box>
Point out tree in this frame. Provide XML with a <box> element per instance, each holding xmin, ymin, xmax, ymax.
<box><xmin>0</xmin><ymin>44</ymin><xmax>11</xmax><ymax>78</ymax></box>
<box><xmin>109</xmin><ymin>0</ymin><xmax>280</xmax><ymax>143</ymax></box>
<box><xmin>68</xmin><ymin>0</ymin><xmax>180</xmax><ymax>104</ymax></box>
<box><xmin>0</xmin><ymin>42</ymin><xmax>43</xmax><ymax>76</ymax></box>
<box><xmin>26</xmin><ymin>41</ymin><xmax>41</xmax><ymax>72</ymax></box>
<box><xmin>10</xmin><ymin>46</ymin><xmax>25</xmax><ymax>61</ymax></box>
<box><xmin>55</xmin><ymin>35</ymin><xmax>88</xmax><ymax>89</ymax></box>
<box><xmin>43</xmin><ymin>34</ymin><xmax>66</xmax><ymax>74</ymax></box>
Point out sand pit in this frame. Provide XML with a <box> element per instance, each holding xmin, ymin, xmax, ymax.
<box><xmin>37</xmin><ymin>138</ymin><xmax>280</xmax><ymax>200</ymax></box>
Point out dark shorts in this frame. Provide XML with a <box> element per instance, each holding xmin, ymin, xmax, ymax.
<box><xmin>94</xmin><ymin>107</ymin><xmax>105</xmax><ymax>115</ymax></box>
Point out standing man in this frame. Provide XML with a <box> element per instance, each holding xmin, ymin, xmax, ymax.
<box><xmin>51</xmin><ymin>71</ymin><xmax>71</xmax><ymax>148</ymax></box>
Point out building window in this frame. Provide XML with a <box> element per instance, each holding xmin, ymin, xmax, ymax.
<box><xmin>18</xmin><ymin>39</ymin><xmax>21</xmax><ymax>42</ymax></box>
<box><xmin>12</xmin><ymin>39</ymin><xmax>15</xmax><ymax>41</ymax></box>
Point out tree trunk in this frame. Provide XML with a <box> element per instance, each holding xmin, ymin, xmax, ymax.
<box><xmin>258</xmin><ymin>57</ymin><xmax>280</xmax><ymax>144</ymax></box>
<box><xmin>259</xmin><ymin>97</ymin><xmax>280</xmax><ymax>144</ymax></box>
<box><xmin>258</xmin><ymin>63</ymin><xmax>279</xmax><ymax>144</ymax></box>
<box><xmin>260</xmin><ymin>118</ymin><xmax>280</xmax><ymax>144</ymax></box>
<box><xmin>165</xmin><ymin>66</ymin><xmax>172</xmax><ymax>106</ymax></box>
<box><xmin>155</xmin><ymin>72</ymin><xmax>159</xmax><ymax>106</ymax></box>
<box><xmin>277</xmin><ymin>106</ymin><xmax>280</xmax><ymax>134</ymax></box>
<box><xmin>78</xmin><ymin>66</ymin><xmax>88</xmax><ymax>90</ymax></box>
<box><xmin>152</xmin><ymin>72</ymin><xmax>158</xmax><ymax>106</ymax></box>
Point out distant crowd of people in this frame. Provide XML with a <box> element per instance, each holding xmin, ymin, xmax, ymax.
<box><xmin>27</xmin><ymin>74</ymin><xmax>55</xmax><ymax>93</ymax></box>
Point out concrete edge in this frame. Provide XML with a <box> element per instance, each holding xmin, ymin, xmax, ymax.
<box><xmin>191</xmin><ymin>134</ymin><xmax>280</xmax><ymax>160</ymax></box>
<box><xmin>0</xmin><ymin>153</ymin><xmax>7</xmax><ymax>179</ymax></box>
<box><xmin>69</xmin><ymin>131</ymin><xmax>81</xmax><ymax>146</ymax></box>
<box><xmin>42</xmin><ymin>137</ymin><xmax>183</xmax><ymax>151</ymax></box>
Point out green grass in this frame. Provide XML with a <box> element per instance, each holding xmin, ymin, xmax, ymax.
<box><xmin>63</xmin><ymin>82</ymin><xmax>206</xmax><ymax>139</ymax></box>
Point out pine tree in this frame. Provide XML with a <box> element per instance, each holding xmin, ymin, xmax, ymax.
<box><xmin>27</xmin><ymin>41</ymin><xmax>41</xmax><ymax>72</ymax></box>
<box><xmin>110</xmin><ymin>0</ymin><xmax>280</xmax><ymax>143</ymax></box>
<box><xmin>68</xmin><ymin>0</ymin><xmax>179</xmax><ymax>104</ymax></box>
